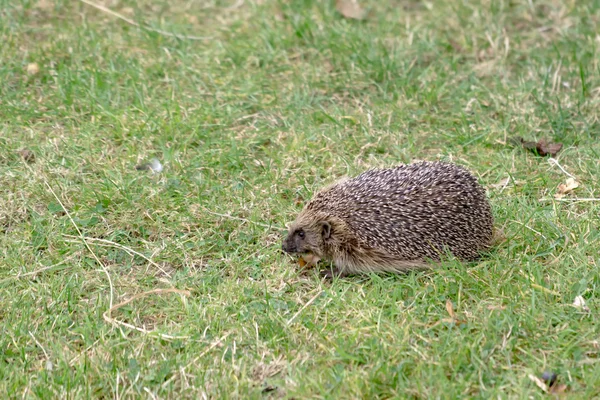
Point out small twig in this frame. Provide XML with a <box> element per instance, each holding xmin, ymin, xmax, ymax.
<box><xmin>287</xmin><ymin>291</ymin><xmax>324</xmax><ymax>325</ymax></box>
<box><xmin>62</xmin><ymin>234</ymin><xmax>170</xmax><ymax>277</ymax></box>
<box><xmin>45</xmin><ymin>181</ymin><xmax>115</xmax><ymax>309</ymax></box>
<box><xmin>548</xmin><ymin>158</ymin><xmax>576</xmax><ymax>179</ymax></box>
<box><xmin>79</xmin><ymin>0</ymin><xmax>213</xmax><ymax>41</ymax></box>
<box><xmin>102</xmin><ymin>288</ymin><xmax>191</xmax><ymax>340</ymax></box>
<box><xmin>203</xmin><ymin>207</ymin><xmax>286</xmax><ymax>231</ymax></box>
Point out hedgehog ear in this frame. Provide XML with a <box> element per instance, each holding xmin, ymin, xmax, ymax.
<box><xmin>320</xmin><ymin>221</ymin><xmax>331</xmax><ymax>240</ymax></box>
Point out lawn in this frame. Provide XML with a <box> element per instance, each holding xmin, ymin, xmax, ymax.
<box><xmin>1</xmin><ymin>0</ymin><xmax>599</xmax><ymax>398</ymax></box>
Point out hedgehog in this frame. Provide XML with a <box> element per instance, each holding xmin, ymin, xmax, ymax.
<box><xmin>282</xmin><ymin>161</ymin><xmax>494</xmax><ymax>278</ymax></box>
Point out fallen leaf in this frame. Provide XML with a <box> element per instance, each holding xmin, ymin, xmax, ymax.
<box><xmin>540</xmin><ymin>371</ymin><xmax>568</xmax><ymax>393</ymax></box>
<box><xmin>427</xmin><ymin>317</ymin><xmax>467</xmax><ymax>328</ymax></box>
<box><xmin>528</xmin><ymin>373</ymin><xmax>548</xmax><ymax>392</ymax></box>
<box><xmin>486</xmin><ymin>304</ymin><xmax>506</xmax><ymax>310</ymax></box>
<box><xmin>335</xmin><ymin>0</ymin><xmax>367</xmax><ymax>20</ymax></box>
<box><xmin>572</xmin><ymin>295</ymin><xmax>590</xmax><ymax>312</ymax></box>
<box><xmin>513</xmin><ymin>137</ymin><xmax>563</xmax><ymax>157</ymax></box>
<box><xmin>18</xmin><ymin>149</ymin><xmax>35</xmax><ymax>163</ymax></box>
<box><xmin>26</xmin><ymin>63</ymin><xmax>39</xmax><ymax>75</ymax></box>
<box><xmin>538</xmin><ymin>139</ymin><xmax>563</xmax><ymax>156</ymax></box>
<box><xmin>549</xmin><ymin>384</ymin><xmax>568</xmax><ymax>394</ymax></box>
<box><xmin>445</xmin><ymin>299</ymin><xmax>456</xmax><ymax>319</ymax></box>
<box><xmin>555</xmin><ymin>177</ymin><xmax>579</xmax><ymax>199</ymax></box>
<box><xmin>298</xmin><ymin>258</ymin><xmax>307</xmax><ymax>268</ymax></box>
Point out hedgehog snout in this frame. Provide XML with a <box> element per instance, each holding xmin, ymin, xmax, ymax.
<box><xmin>281</xmin><ymin>236</ymin><xmax>297</xmax><ymax>254</ymax></box>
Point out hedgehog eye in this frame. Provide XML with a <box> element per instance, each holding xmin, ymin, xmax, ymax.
<box><xmin>297</xmin><ymin>230</ymin><xmax>305</xmax><ymax>239</ymax></box>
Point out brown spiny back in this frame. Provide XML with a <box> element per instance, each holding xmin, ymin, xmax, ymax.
<box><xmin>303</xmin><ymin>161</ymin><xmax>493</xmax><ymax>262</ymax></box>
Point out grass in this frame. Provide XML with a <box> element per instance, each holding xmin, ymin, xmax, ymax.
<box><xmin>1</xmin><ymin>0</ymin><xmax>599</xmax><ymax>397</ymax></box>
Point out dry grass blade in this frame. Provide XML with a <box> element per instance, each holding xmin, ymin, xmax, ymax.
<box><xmin>286</xmin><ymin>290</ymin><xmax>324</xmax><ymax>325</ymax></box>
<box><xmin>528</xmin><ymin>373</ymin><xmax>548</xmax><ymax>392</ymax></box>
<box><xmin>203</xmin><ymin>207</ymin><xmax>286</xmax><ymax>231</ymax></box>
<box><xmin>102</xmin><ymin>288</ymin><xmax>191</xmax><ymax>340</ymax></box>
<box><xmin>445</xmin><ymin>299</ymin><xmax>456</xmax><ymax>319</ymax></box>
<box><xmin>548</xmin><ymin>158</ymin><xmax>576</xmax><ymax>179</ymax></box>
<box><xmin>62</xmin><ymin>234</ymin><xmax>171</xmax><ymax>277</ymax></box>
<box><xmin>44</xmin><ymin>180</ymin><xmax>115</xmax><ymax>309</ymax></box>
<box><xmin>79</xmin><ymin>0</ymin><xmax>213</xmax><ymax>40</ymax></box>
<box><xmin>0</xmin><ymin>255</ymin><xmax>76</xmax><ymax>284</ymax></box>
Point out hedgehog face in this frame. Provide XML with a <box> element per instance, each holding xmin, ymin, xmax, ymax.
<box><xmin>282</xmin><ymin>219</ymin><xmax>331</xmax><ymax>258</ymax></box>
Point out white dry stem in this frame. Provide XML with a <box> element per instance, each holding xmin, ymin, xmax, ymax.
<box><xmin>45</xmin><ymin>180</ymin><xmax>115</xmax><ymax>309</ymax></box>
<box><xmin>62</xmin><ymin>234</ymin><xmax>171</xmax><ymax>278</ymax></box>
<box><xmin>79</xmin><ymin>0</ymin><xmax>213</xmax><ymax>41</ymax></box>
<box><xmin>102</xmin><ymin>288</ymin><xmax>191</xmax><ymax>340</ymax></box>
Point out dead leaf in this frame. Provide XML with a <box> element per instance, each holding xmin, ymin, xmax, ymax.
<box><xmin>513</xmin><ymin>137</ymin><xmax>563</xmax><ymax>157</ymax></box>
<box><xmin>538</xmin><ymin>140</ymin><xmax>563</xmax><ymax>156</ymax></box>
<box><xmin>555</xmin><ymin>177</ymin><xmax>579</xmax><ymax>199</ymax></box>
<box><xmin>335</xmin><ymin>0</ymin><xmax>367</xmax><ymax>20</ymax></box>
<box><xmin>549</xmin><ymin>383</ymin><xmax>568</xmax><ymax>394</ymax></box>
<box><xmin>486</xmin><ymin>304</ymin><xmax>506</xmax><ymax>310</ymax></box>
<box><xmin>18</xmin><ymin>149</ymin><xmax>35</xmax><ymax>163</ymax></box>
<box><xmin>427</xmin><ymin>317</ymin><xmax>467</xmax><ymax>328</ymax></box>
<box><xmin>528</xmin><ymin>373</ymin><xmax>548</xmax><ymax>392</ymax></box>
<box><xmin>540</xmin><ymin>371</ymin><xmax>568</xmax><ymax>394</ymax></box>
<box><xmin>26</xmin><ymin>63</ymin><xmax>39</xmax><ymax>75</ymax></box>
<box><xmin>298</xmin><ymin>258</ymin><xmax>307</xmax><ymax>268</ymax></box>
<box><xmin>445</xmin><ymin>299</ymin><xmax>456</xmax><ymax>319</ymax></box>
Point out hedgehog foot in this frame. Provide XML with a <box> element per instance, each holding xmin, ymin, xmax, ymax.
<box><xmin>319</xmin><ymin>267</ymin><xmax>349</xmax><ymax>279</ymax></box>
